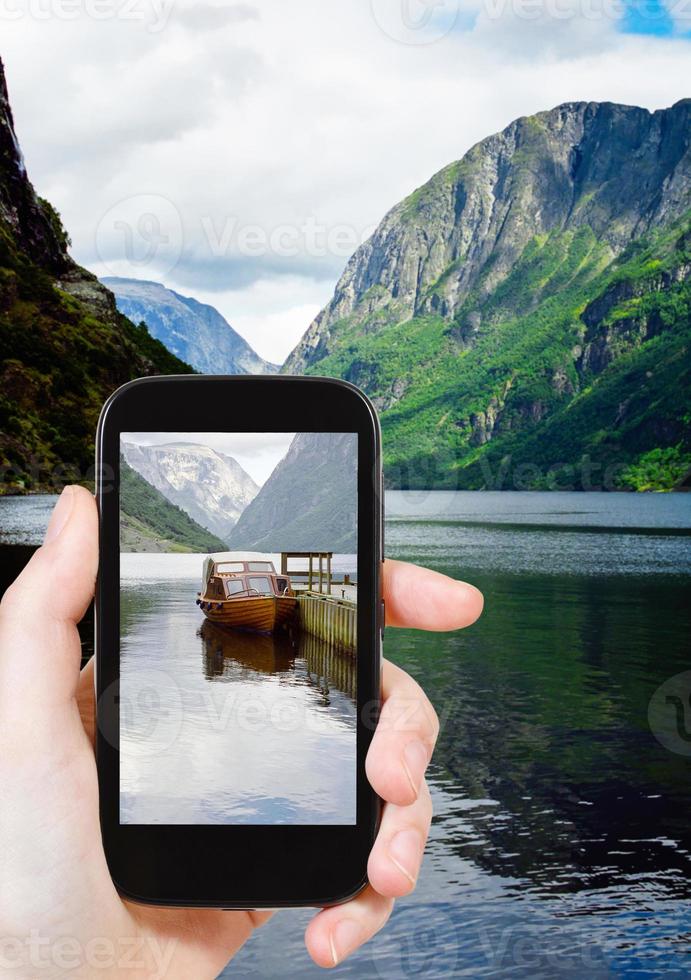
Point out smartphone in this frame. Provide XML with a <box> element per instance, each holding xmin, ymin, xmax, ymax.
<box><xmin>95</xmin><ymin>375</ymin><xmax>383</xmax><ymax>908</ymax></box>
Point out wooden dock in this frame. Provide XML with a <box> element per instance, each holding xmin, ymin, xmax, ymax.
<box><xmin>282</xmin><ymin>552</ymin><xmax>357</xmax><ymax>655</ymax></box>
<box><xmin>297</xmin><ymin>592</ymin><xmax>356</xmax><ymax>654</ymax></box>
<box><xmin>300</xmin><ymin>630</ymin><xmax>357</xmax><ymax>699</ymax></box>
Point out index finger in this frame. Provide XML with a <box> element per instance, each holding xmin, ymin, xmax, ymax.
<box><xmin>382</xmin><ymin>559</ymin><xmax>483</xmax><ymax>631</ymax></box>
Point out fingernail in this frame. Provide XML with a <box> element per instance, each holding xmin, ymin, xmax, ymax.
<box><xmin>44</xmin><ymin>486</ymin><xmax>76</xmax><ymax>545</ymax></box>
<box><xmin>388</xmin><ymin>828</ymin><xmax>422</xmax><ymax>885</ymax></box>
<box><xmin>402</xmin><ymin>740</ymin><xmax>429</xmax><ymax>798</ymax></box>
<box><xmin>330</xmin><ymin>919</ymin><xmax>365</xmax><ymax>966</ymax></box>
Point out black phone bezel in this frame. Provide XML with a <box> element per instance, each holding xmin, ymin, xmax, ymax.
<box><xmin>95</xmin><ymin>375</ymin><xmax>383</xmax><ymax>908</ymax></box>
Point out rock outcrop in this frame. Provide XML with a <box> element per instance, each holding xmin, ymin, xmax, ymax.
<box><xmin>283</xmin><ymin>100</ymin><xmax>691</xmax><ymax>490</ymax></box>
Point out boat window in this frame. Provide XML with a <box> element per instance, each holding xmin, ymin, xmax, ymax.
<box><xmin>247</xmin><ymin>576</ymin><xmax>272</xmax><ymax>595</ymax></box>
<box><xmin>247</xmin><ymin>561</ymin><xmax>274</xmax><ymax>572</ymax></box>
<box><xmin>276</xmin><ymin>578</ymin><xmax>289</xmax><ymax>594</ymax></box>
<box><xmin>225</xmin><ymin>579</ymin><xmax>246</xmax><ymax>596</ymax></box>
<box><xmin>216</xmin><ymin>561</ymin><xmax>245</xmax><ymax>573</ymax></box>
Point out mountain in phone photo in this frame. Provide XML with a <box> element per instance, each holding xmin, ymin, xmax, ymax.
<box><xmin>284</xmin><ymin>100</ymin><xmax>691</xmax><ymax>491</ymax></box>
<box><xmin>228</xmin><ymin>432</ymin><xmax>358</xmax><ymax>552</ymax></box>
<box><xmin>103</xmin><ymin>277</ymin><xmax>279</xmax><ymax>377</ymax></box>
<box><xmin>121</xmin><ymin>441</ymin><xmax>259</xmax><ymax>542</ymax></box>
<box><xmin>0</xmin><ymin>57</ymin><xmax>192</xmax><ymax>494</ymax></box>
<box><xmin>119</xmin><ymin>459</ymin><xmax>228</xmax><ymax>553</ymax></box>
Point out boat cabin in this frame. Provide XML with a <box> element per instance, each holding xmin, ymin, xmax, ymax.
<box><xmin>202</xmin><ymin>557</ymin><xmax>293</xmax><ymax>601</ymax></box>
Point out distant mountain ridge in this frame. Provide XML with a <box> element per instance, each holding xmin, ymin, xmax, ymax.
<box><xmin>121</xmin><ymin>441</ymin><xmax>259</xmax><ymax>542</ymax></box>
<box><xmin>228</xmin><ymin>432</ymin><xmax>357</xmax><ymax>552</ymax></box>
<box><xmin>284</xmin><ymin>100</ymin><xmax>691</xmax><ymax>491</ymax></box>
<box><xmin>103</xmin><ymin>277</ymin><xmax>278</xmax><ymax>376</ymax></box>
<box><xmin>120</xmin><ymin>460</ymin><xmax>228</xmax><ymax>553</ymax></box>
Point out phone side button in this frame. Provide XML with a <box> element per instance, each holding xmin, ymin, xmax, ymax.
<box><xmin>379</xmin><ymin>599</ymin><xmax>386</xmax><ymax>638</ymax></box>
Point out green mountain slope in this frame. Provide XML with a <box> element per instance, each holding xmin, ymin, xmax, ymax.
<box><xmin>0</xmin><ymin>57</ymin><xmax>192</xmax><ymax>494</ymax></box>
<box><xmin>284</xmin><ymin>101</ymin><xmax>691</xmax><ymax>491</ymax></box>
<box><xmin>120</xmin><ymin>460</ymin><xmax>227</xmax><ymax>553</ymax></box>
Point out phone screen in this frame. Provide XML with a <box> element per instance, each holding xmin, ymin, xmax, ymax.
<box><xmin>118</xmin><ymin>431</ymin><xmax>358</xmax><ymax>827</ymax></box>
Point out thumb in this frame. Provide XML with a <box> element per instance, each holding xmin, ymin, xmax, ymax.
<box><xmin>0</xmin><ymin>486</ymin><xmax>98</xmax><ymax>722</ymax></box>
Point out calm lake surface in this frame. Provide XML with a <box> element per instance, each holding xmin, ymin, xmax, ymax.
<box><xmin>1</xmin><ymin>491</ymin><xmax>690</xmax><ymax>977</ymax></box>
<box><xmin>119</xmin><ymin>554</ymin><xmax>357</xmax><ymax>825</ymax></box>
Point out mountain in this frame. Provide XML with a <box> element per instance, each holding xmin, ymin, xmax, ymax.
<box><xmin>121</xmin><ymin>441</ymin><xmax>259</xmax><ymax>542</ymax></box>
<box><xmin>228</xmin><ymin>432</ymin><xmax>357</xmax><ymax>552</ymax></box>
<box><xmin>102</xmin><ymin>277</ymin><xmax>279</xmax><ymax>376</ymax></box>
<box><xmin>284</xmin><ymin>100</ymin><xmax>691</xmax><ymax>491</ymax></box>
<box><xmin>0</xmin><ymin>58</ymin><xmax>192</xmax><ymax>494</ymax></box>
<box><xmin>120</xmin><ymin>460</ymin><xmax>228</xmax><ymax>553</ymax></box>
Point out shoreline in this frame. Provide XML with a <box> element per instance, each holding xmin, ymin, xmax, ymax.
<box><xmin>1</xmin><ymin>487</ymin><xmax>689</xmax><ymax>498</ymax></box>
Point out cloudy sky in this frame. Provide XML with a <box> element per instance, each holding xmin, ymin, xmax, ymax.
<box><xmin>3</xmin><ymin>0</ymin><xmax>690</xmax><ymax>362</ymax></box>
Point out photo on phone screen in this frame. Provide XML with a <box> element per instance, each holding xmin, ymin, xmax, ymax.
<box><xmin>118</xmin><ymin>431</ymin><xmax>358</xmax><ymax>826</ymax></box>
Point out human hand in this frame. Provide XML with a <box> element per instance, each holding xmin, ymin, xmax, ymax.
<box><xmin>0</xmin><ymin>486</ymin><xmax>483</xmax><ymax>977</ymax></box>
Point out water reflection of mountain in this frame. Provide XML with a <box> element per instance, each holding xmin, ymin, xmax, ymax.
<box><xmin>408</xmin><ymin>566</ymin><xmax>691</xmax><ymax>898</ymax></box>
<box><xmin>199</xmin><ymin>620</ymin><xmax>356</xmax><ymax>707</ymax></box>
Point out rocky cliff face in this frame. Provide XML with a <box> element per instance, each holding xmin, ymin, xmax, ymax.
<box><xmin>285</xmin><ymin>101</ymin><xmax>691</xmax><ymax>375</ymax></box>
<box><xmin>103</xmin><ymin>277</ymin><xmax>278</xmax><ymax>376</ymax></box>
<box><xmin>0</xmin><ymin>57</ymin><xmax>192</xmax><ymax>492</ymax></box>
<box><xmin>121</xmin><ymin>442</ymin><xmax>259</xmax><ymax>542</ymax></box>
<box><xmin>283</xmin><ymin>100</ymin><xmax>691</xmax><ymax>490</ymax></box>
<box><xmin>0</xmin><ymin>61</ymin><xmax>67</xmax><ymax>273</ymax></box>
<box><xmin>228</xmin><ymin>432</ymin><xmax>357</xmax><ymax>552</ymax></box>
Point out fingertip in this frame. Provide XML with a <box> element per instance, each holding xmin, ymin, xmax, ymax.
<box><xmin>365</xmin><ymin>752</ymin><xmax>417</xmax><ymax>807</ymax></box>
<box><xmin>43</xmin><ymin>485</ymin><xmax>77</xmax><ymax>544</ymax></box>
<box><xmin>368</xmin><ymin>853</ymin><xmax>417</xmax><ymax>899</ymax></box>
<box><xmin>0</xmin><ymin>486</ymin><xmax>98</xmax><ymax>715</ymax></box>
<box><xmin>305</xmin><ymin>891</ymin><xmax>394</xmax><ymax>969</ymax></box>
<box><xmin>383</xmin><ymin>560</ymin><xmax>484</xmax><ymax>631</ymax></box>
<box><xmin>304</xmin><ymin>915</ymin><xmax>339</xmax><ymax>969</ymax></box>
<box><xmin>460</xmin><ymin>581</ymin><xmax>484</xmax><ymax>626</ymax></box>
<box><xmin>42</xmin><ymin>485</ymin><xmax>98</xmax><ymax>615</ymax></box>
<box><xmin>3</xmin><ymin>485</ymin><xmax>98</xmax><ymax>626</ymax></box>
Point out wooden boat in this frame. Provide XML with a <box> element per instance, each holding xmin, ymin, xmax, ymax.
<box><xmin>196</xmin><ymin>552</ymin><xmax>297</xmax><ymax>634</ymax></box>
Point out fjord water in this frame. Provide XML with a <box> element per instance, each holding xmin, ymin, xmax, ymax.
<box><xmin>118</xmin><ymin>554</ymin><xmax>357</xmax><ymax>825</ymax></box>
<box><xmin>1</xmin><ymin>492</ymin><xmax>690</xmax><ymax>977</ymax></box>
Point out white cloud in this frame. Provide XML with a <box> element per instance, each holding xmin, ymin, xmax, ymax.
<box><xmin>1</xmin><ymin>0</ymin><xmax>689</xmax><ymax>363</ymax></box>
